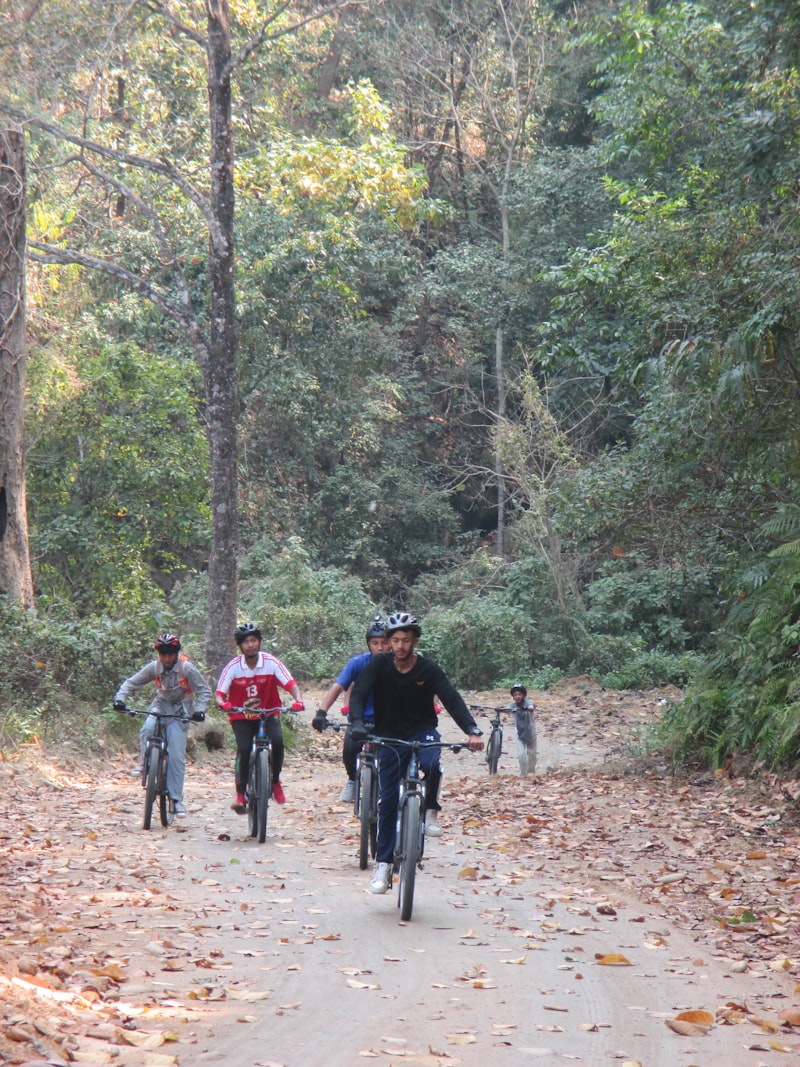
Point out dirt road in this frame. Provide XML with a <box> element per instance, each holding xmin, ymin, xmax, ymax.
<box><xmin>2</xmin><ymin>681</ymin><xmax>800</xmax><ymax>1066</ymax></box>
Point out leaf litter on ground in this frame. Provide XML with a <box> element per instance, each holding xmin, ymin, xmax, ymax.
<box><xmin>2</xmin><ymin>678</ymin><xmax>800</xmax><ymax>1062</ymax></box>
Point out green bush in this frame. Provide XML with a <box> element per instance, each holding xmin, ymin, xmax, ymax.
<box><xmin>591</xmin><ymin>645</ymin><xmax>696</xmax><ymax>690</ymax></box>
<box><xmin>238</xmin><ymin>536</ymin><xmax>382</xmax><ymax>679</ymax></box>
<box><xmin>0</xmin><ymin>596</ymin><xmax>180</xmax><ymax>746</ymax></box>
<box><xmin>584</xmin><ymin>559</ymin><xmax>716</xmax><ymax>653</ymax></box>
<box><xmin>422</xmin><ymin>595</ymin><xmax>532</xmax><ymax>688</ymax></box>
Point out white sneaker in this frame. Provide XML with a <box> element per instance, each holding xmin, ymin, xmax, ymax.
<box><xmin>132</xmin><ymin>763</ymin><xmax>143</xmax><ymax>776</ymax></box>
<box><xmin>173</xmin><ymin>801</ymin><xmax>187</xmax><ymax>817</ymax></box>
<box><xmin>339</xmin><ymin>780</ymin><xmax>355</xmax><ymax>803</ymax></box>
<box><xmin>369</xmin><ymin>862</ymin><xmax>391</xmax><ymax>894</ymax></box>
<box><xmin>424</xmin><ymin>810</ymin><xmax>443</xmax><ymax>837</ymax></box>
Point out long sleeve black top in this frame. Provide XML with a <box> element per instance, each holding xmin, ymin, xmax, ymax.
<box><xmin>349</xmin><ymin>651</ymin><xmax>478</xmax><ymax>740</ymax></box>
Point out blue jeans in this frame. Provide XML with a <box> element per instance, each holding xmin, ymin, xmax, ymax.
<box><xmin>375</xmin><ymin>729</ymin><xmax>442</xmax><ymax>864</ymax></box>
<box><xmin>140</xmin><ymin>712</ymin><xmax>189</xmax><ymax>802</ymax></box>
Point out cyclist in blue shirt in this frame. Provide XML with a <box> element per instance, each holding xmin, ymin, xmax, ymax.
<box><xmin>312</xmin><ymin>616</ymin><xmax>388</xmax><ymax>802</ymax></box>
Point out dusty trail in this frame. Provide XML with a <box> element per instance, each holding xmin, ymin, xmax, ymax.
<box><xmin>1</xmin><ymin>681</ymin><xmax>800</xmax><ymax>1066</ymax></box>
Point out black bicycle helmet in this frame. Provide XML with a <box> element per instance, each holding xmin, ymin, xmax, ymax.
<box><xmin>366</xmin><ymin>615</ymin><xmax>386</xmax><ymax>642</ymax></box>
<box><xmin>385</xmin><ymin>610</ymin><xmax>421</xmax><ymax>637</ymax></box>
<box><xmin>155</xmin><ymin>632</ymin><xmax>181</xmax><ymax>653</ymax></box>
<box><xmin>510</xmin><ymin>682</ymin><xmax>527</xmax><ymax>697</ymax></box>
<box><xmin>234</xmin><ymin>621</ymin><xmax>262</xmax><ymax>645</ymax></box>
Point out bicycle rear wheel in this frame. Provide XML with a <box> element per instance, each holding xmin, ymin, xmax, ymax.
<box><xmin>255</xmin><ymin>747</ymin><xmax>271</xmax><ymax>844</ymax></box>
<box><xmin>143</xmin><ymin>747</ymin><xmax>159</xmax><ymax>830</ymax></box>
<box><xmin>357</xmin><ymin>763</ymin><xmax>374</xmax><ymax>870</ymax></box>
<box><xmin>486</xmin><ymin>730</ymin><xmax>501</xmax><ymax>775</ymax></box>
<box><xmin>398</xmin><ymin>792</ymin><xmax>420</xmax><ymax>922</ymax></box>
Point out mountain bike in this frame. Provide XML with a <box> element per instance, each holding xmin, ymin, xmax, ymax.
<box><xmin>370</xmin><ymin>736</ymin><xmax>473</xmax><ymax>921</ymax></box>
<box><xmin>470</xmin><ymin>705</ymin><xmax>512</xmax><ymax>775</ymax></box>
<box><xmin>235</xmin><ymin>706</ymin><xmax>283</xmax><ymax>843</ymax></box>
<box><xmin>119</xmin><ymin>706</ymin><xmax>191</xmax><ymax>830</ymax></box>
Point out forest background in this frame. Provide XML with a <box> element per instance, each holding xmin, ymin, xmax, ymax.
<box><xmin>1</xmin><ymin>0</ymin><xmax>800</xmax><ymax>772</ymax></box>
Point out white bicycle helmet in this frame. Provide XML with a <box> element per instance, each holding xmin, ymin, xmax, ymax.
<box><xmin>385</xmin><ymin>611</ymin><xmax>421</xmax><ymax>637</ymax></box>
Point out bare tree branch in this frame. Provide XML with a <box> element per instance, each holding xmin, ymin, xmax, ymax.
<box><xmin>78</xmin><ymin>155</ymin><xmax>197</xmax><ymax>316</ymax></box>
<box><xmin>138</xmin><ymin>0</ymin><xmax>207</xmax><ymax>48</ymax></box>
<box><xmin>0</xmin><ymin>104</ymin><xmax>225</xmax><ymax>247</ymax></box>
<box><xmin>27</xmin><ymin>238</ymin><xmax>209</xmax><ymax>367</ymax></box>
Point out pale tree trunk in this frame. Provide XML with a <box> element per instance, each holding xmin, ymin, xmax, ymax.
<box><xmin>204</xmin><ymin>0</ymin><xmax>239</xmax><ymax>678</ymax></box>
<box><xmin>0</xmin><ymin>127</ymin><xmax>34</xmax><ymax>608</ymax></box>
<box><xmin>494</xmin><ymin>191</ymin><xmax>511</xmax><ymax>561</ymax></box>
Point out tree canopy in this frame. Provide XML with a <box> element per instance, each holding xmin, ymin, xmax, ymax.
<box><xmin>2</xmin><ymin>0</ymin><xmax>800</xmax><ymax>768</ymax></box>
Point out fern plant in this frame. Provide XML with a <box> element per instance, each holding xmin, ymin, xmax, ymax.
<box><xmin>662</xmin><ymin>505</ymin><xmax>800</xmax><ymax>769</ymax></box>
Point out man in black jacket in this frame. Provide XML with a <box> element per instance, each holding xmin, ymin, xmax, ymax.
<box><xmin>349</xmin><ymin>610</ymin><xmax>483</xmax><ymax>894</ymax></box>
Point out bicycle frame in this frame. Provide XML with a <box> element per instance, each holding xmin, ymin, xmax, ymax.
<box><xmin>370</xmin><ymin>735</ymin><xmax>470</xmax><ymax>921</ymax></box>
<box><xmin>120</xmin><ymin>706</ymin><xmax>187</xmax><ymax>830</ymax></box>
<box><xmin>238</xmin><ymin>707</ymin><xmax>283</xmax><ymax>844</ymax></box>
<box><xmin>470</xmin><ymin>704</ymin><xmax>510</xmax><ymax>775</ymax></box>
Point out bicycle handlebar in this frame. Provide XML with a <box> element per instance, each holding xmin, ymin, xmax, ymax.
<box><xmin>226</xmin><ymin>706</ymin><xmax>285</xmax><ymax>717</ymax></box>
<box><xmin>321</xmin><ymin>718</ymin><xmax>346</xmax><ymax>732</ymax></box>
<box><xmin>367</xmin><ymin>735</ymin><xmax>475</xmax><ymax>755</ymax></box>
<box><xmin>469</xmin><ymin>704</ymin><xmax>513</xmax><ymax>714</ymax></box>
<box><xmin>117</xmin><ymin>706</ymin><xmax>191</xmax><ymax>722</ymax></box>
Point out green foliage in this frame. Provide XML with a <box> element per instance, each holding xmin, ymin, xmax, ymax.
<box><xmin>26</xmin><ymin>324</ymin><xmax>210</xmax><ymax>614</ymax></box>
<box><xmin>584</xmin><ymin>559</ymin><xmax>713</xmax><ymax>653</ymax></box>
<box><xmin>591</xmin><ymin>644</ymin><xmax>695</xmax><ymax>691</ymax></box>
<box><xmin>0</xmin><ymin>595</ymin><xmax>180</xmax><ymax>746</ymax></box>
<box><xmin>661</xmin><ymin>505</ymin><xmax>800</xmax><ymax>768</ymax></box>
<box><xmin>237</xmin><ymin>537</ymin><xmax>381</xmax><ymax>680</ymax></box>
<box><xmin>495</xmin><ymin>664</ymin><xmax>564</xmax><ymax>691</ymax></box>
<box><xmin>421</xmin><ymin>596</ymin><xmax>532</xmax><ymax>689</ymax></box>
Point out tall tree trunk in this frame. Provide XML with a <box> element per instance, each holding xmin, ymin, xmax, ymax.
<box><xmin>0</xmin><ymin>127</ymin><xmax>34</xmax><ymax>608</ymax></box>
<box><xmin>204</xmin><ymin>1</ymin><xmax>239</xmax><ymax>677</ymax></box>
<box><xmin>494</xmin><ymin>192</ymin><xmax>511</xmax><ymax>560</ymax></box>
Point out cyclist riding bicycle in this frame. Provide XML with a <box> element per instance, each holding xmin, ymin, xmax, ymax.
<box><xmin>312</xmin><ymin>615</ymin><xmax>389</xmax><ymax>802</ymax></box>
<box><xmin>113</xmin><ymin>632</ymin><xmax>211</xmax><ymax>818</ymax></box>
<box><xmin>348</xmin><ymin>610</ymin><xmax>483</xmax><ymax>894</ymax></box>
<box><xmin>216</xmin><ymin>622</ymin><xmax>305</xmax><ymax>812</ymax></box>
<box><xmin>509</xmin><ymin>683</ymin><xmax>537</xmax><ymax>776</ymax></box>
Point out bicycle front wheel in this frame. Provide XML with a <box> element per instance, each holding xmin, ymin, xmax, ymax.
<box><xmin>247</xmin><ymin>754</ymin><xmax>259</xmax><ymax>838</ymax></box>
<box><xmin>357</xmin><ymin>763</ymin><xmax>374</xmax><ymax>870</ymax></box>
<box><xmin>143</xmin><ymin>747</ymin><xmax>159</xmax><ymax>830</ymax></box>
<box><xmin>398</xmin><ymin>792</ymin><xmax>420</xmax><ymax>922</ymax></box>
<box><xmin>486</xmin><ymin>730</ymin><xmax>501</xmax><ymax>775</ymax></box>
<box><xmin>255</xmin><ymin>748</ymin><xmax>271</xmax><ymax>844</ymax></box>
<box><xmin>158</xmin><ymin>752</ymin><xmax>174</xmax><ymax>827</ymax></box>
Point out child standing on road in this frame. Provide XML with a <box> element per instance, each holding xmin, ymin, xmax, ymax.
<box><xmin>509</xmin><ymin>683</ymin><xmax>537</xmax><ymax>776</ymax></box>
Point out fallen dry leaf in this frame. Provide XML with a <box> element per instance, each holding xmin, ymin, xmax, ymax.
<box><xmin>665</xmin><ymin>1018</ymin><xmax>710</xmax><ymax>1036</ymax></box>
<box><xmin>225</xmin><ymin>988</ymin><xmax>271</xmax><ymax>1001</ymax></box>
<box><xmin>675</xmin><ymin>1009</ymin><xmax>714</xmax><ymax>1027</ymax></box>
<box><xmin>119</xmin><ymin>1029</ymin><xmax>166</xmax><ymax>1049</ymax></box>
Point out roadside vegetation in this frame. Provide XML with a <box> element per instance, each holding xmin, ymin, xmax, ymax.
<box><xmin>2</xmin><ymin>1</ymin><xmax>800</xmax><ymax>772</ymax></box>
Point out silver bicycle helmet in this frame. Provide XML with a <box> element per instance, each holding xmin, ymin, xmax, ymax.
<box><xmin>234</xmin><ymin>621</ymin><xmax>262</xmax><ymax>645</ymax></box>
<box><xmin>385</xmin><ymin>611</ymin><xmax>421</xmax><ymax>637</ymax></box>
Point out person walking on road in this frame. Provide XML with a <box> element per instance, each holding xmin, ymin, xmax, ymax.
<box><xmin>509</xmin><ymin>683</ymin><xmax>537</xmax><ymax>776</ymax></box>
<box><xmin>114</xmin><ymin>632</ymin><xmax>211</xmax><ymax>818</ymax></box>
<box><xmin>216</xmin><ymin>622</ymin><xmax>305</xmax><ymax>812</ymax></box>
<box><xmin>312</xmin><ymin>616</ymin><xmax>389</xmax><ymax>802</ymax></box>
<box><xmin>348</xmin><ymin>610</ymin><xmax>483</xmax><ymax>895</ymax></box>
